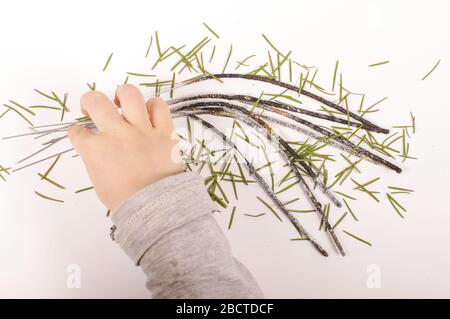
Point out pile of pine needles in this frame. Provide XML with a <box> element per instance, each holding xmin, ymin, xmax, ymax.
<box><xmin>1</xmin><ymin>23</ymin><xmax>425</xmax><ymax>256</ymax></box>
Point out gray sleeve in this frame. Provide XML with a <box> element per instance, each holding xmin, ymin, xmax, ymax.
<box><xmin>111</xmin><ymin>171</ymin><xmax>263</xmax><ymax>299</ymax></box>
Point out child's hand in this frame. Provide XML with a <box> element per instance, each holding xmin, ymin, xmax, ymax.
<box><xmin>68</xmin><ymin>85</ymin><xmax>183</xmax><ymax>212</ymax></box>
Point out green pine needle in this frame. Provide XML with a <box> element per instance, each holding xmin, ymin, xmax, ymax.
<box><xmin>102</xmin><ymin>52</ymin><xmax>113</xmax><ymax>72</ymax></box>
<box><xmin>332</xmin><ymin>60</ymin><xmax>339</xmax><ymax>91</ymax></box>
<box><xmin>368</xmin><ymin>60</ymin><xmax>390</xmax><ymax>67</ymax></box>
<box><xmin>244</xmin><ymin>213</ymin><xmax>265</xmax><ymax>217</ymax></box>
<box><xmin>145</xmin><ymin>35</ymin><xmax>153</xmax><ymax>58</ymax></box>
<box><xmin>332</xmin><ymin>212</ymin><xmax>348</xmax><ymax>229</ymax></box>
<box><xmin>257</xmin><ymin>196</ymin><xmax>282</xmax><ymax>222</ymax></box>
<box><xmin>34</xmin><ymin>191</ymin><xmax>64</xmax><ymax>203</ymax></box>
<box><xmin>222</xmin><ymin>44</ymin><xmax>233</xmax><ymax>73</ymax></box>
<box><xmin>75</xmin><ymin>186</ymin><xmax>94</xmax><ymax>194</ymax></box>
<box><xmin>228</xmin><ymin>206</ymin><xmax>236</xmax><ymax>229</ymax></box>
<box><xmin>421</xmin><ymin>59</ymin><xmax>440</xmax><ymax>81</ymax></box>
<box><xmin>343</xmin><ymin>230</ymin><xmax>372</xmax><ymax>246</ymax></box>
<box><xmin>202</xmin><ymin>22</ymin><xmax>220</xmax><ymax>39</ymax></box>
<box><xmin>386</xmin><ymin>193</ymin><xmax>406</xmax><ymax>218</ymax></box>
<box><xmin>38</xmin><ymin>173</ymin><xmax>65</xmax><ymax>190</ymax></box>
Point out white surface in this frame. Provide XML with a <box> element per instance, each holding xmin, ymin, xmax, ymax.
<box><xmin>0</xmin><ymin>0</ymin><xmax>449</xmax><ymax>298</ymax></box>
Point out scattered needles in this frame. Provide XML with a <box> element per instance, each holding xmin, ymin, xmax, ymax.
<box><xmin>222</xmin><ymin>45</ymin><xmax>233</xmax><ymax>73</ymax></box>
<box><xmin>38</xmin><ymin>173</ymin><xmax>65</xmax><ymax>189</ymax></box>
<box><xmin>342</xmin><ymin>230</ymin><xmax>372</xmax><ymax>246</ymax></box>
<box><xmin>34</xmin><ymin>191</ymin><xmax>64</xmax><ymax>203</ymax></box>
<box><xmin>332</xmin><ymin>60</ymin><xmax>339</xmax><ymax>91</ymax></box>
<box><xmin>145</xmin><ymin>35</ymin><xmax>153</xmax><ymax>58</ymax></box>
<box><xmin>385</xmin><ymin>185</ymin><xmax>413</xmax><ymax>218</ymax></box>
<box><xmin>228</xmin><ymin>206</ymin><xmax>236</xmax><ymax>229</ymax></box>
<box><xmin>257</xmin><ymin>196</ymin><xmax>282</xmax><ymax>222</ymax></box>
<box><xmin>1</xmin><ymin>25</ymin><xmax>419</xmax><ymax>257</ymax></box>
<box><xmin>202</xmin><ymin>22</ymin><xmax>220</xmax><ymax>39</ymax></box>
<box><xmin>2</xmin><ymin>103</ymin><xmax>34</xmax><ymax>126</ymax></box>
<box><xmin>0</xmin><ymin>165</ymin><xmax>11</xmax><ymax>182</ymax></box>
<box><xmin>368</xmin><ymin>60</ymin><xmax>390</xmax><ymax>67</ymax></box>
<box><xmin>102</xmin><ymin>52</ymin><xmax>113</xmax><ymax>72</ymax></box>
<box><xmin>421</xmin><ymin>59</ymin><xmax>440</xmax><ymax>81</ymax></box>
<box><xmin>75</xmin><ymin>186</ymin><xmax>94</xmax><ymax>194</ymax></box>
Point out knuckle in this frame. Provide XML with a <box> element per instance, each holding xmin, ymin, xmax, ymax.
<box><xmin>117</xmin><ymin>84</ymin><xmax>139</xmax><ymax>97</ymax></box>
<box><xmin>81</xmin><ymin>90</ymin><xmax>106</xmax><ymax>108</ymax></box>
<box><xmin>147</xmin><ymin>96</ymin><xmax>165</xmax><ymax>106</ymax></box>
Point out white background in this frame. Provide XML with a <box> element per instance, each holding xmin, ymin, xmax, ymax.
<box><xmin>0</xmin><ymin>0</ymin><xmax>449</xmax><ymax>298</ymax></box>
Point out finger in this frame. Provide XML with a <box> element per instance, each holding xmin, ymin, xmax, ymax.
<box><xmin>81</xmin><ymin>90</ymin><xmax>126</xmax><ymax>133</ymax></box>
<box><xmin>146</xmin><ymin>97</ymin><xmax>174</xmax><ymax>135</ymax></box>
<box><xmin>115</xmin><ymin>84</ymin><xmax>151</xmax><ymax>129</ymax></box>
<box><xmin>68</xmin><ymin>124</ymin><xmax>96</xmax><ymax>156</ymax></box>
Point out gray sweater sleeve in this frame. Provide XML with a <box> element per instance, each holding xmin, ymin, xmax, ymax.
<box><xmin>111</xmin><ymin>171</ymin><xmax>263</xmax><ymax>299</ymax></box>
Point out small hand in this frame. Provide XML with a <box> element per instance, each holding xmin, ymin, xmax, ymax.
<box><xmin>68</xmin><ymin>84</ymin><xmax>183</xmax><ymax>212</ymax></box>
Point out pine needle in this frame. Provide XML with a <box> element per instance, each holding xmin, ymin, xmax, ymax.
<box><xmin>126</xmin><ymin>72</ymin><xmax>156</xmax><ymax>77</ymax></box>
<box><xmin>102</xmin><ymin>52</ymin><xmax>113</xmax><ymax>72</ymax></box>
<box><xmin>87</xmin><ymin>82</ymin><xmax>96</xmax><ymax>90</ymax></box>
<box><xmin>34</xmin><ymin>191</ymin><xmax>64</xmax><ymax>203</ymax></box>
<box><xmin>332</xmin><ymin>212</ymin><xmax>348</xmax><ymax>229</ymax></box>
<box><xmin>34</xmin><ymin>89</ymin><xmax>57</xmax><ymax>101</ymax></box>
<box><xmin>244</xmin><ymin>213</ymin><xmax>265</xmax><ymax>217</ymax></box>
<box><xmin>145</xmin><ymin>35</ymin><xmax>153</xmax><ymax>58</ymax></box>
<box><xmin>386</xmin><ymin>193</ymin><xmax>406</xmax><ymax>218</ymax></box>
<box><xmin>228</xmin><ymin>206</ymin><xmax>236</xmax><ymax>229</ymax></box>
<box><xmin>261</xmin><ymin>34</ymin><xmax>286</xmax><ymax>58</ymax></box>
<box><xmin>8</xmin><ymin>100</ymin><xmax>36</xmax><ymax>116</ymax></box>
<box><xmin>368</xmin><ymin>60</ymin><xmax>390</xmax><ymax>67</ymax></box>
<box><xmin>2</xmin><ymin>104</ymin><xmax>33</xmax><ymax>126</ymax></box>
<box><xmin>75</xmin><ymin>186</ymin><xmax>94</xmax><ymax>194</ymax></box>
<box><xmin>351</xmin><ymin>178</ymin><xmax>380</xmax><ymax>202</ymax></box>
<box><xmin>257</xmin><ymin>196</ymin><xmax>282</xmax><ymax>222</ymax></box>
<box><xmin>332</xmin><ymin>60</ymin><xmax>339</xmax><ymax>91</ymax></box>
<box><xmin>37</xmin><ymin>173</ymin><xmax>65</xmax><ymax>189</ymax></box>
<box><xmin>235</xmin><ymin>55</ymin><xmax>256</xmax><ymax>70</ymax></box>
<box><xmin>335</xmin><ymin>191</ymin><xmax>357</xmax><ymax>201</ymax></box>
<box><xmin>155</xmin><ymin>31</ymin><xmax>162</xmax><ymax>56</ymax></box>
<box><xmin>343</xmin><ymin>230</ymin><xmax>372</xmax><ymax>246</ymax></box>
<box><xmin>202</xmin><ymin>22</ymin><xmax>220</xmax><ymax>39</ymax></box>
<box><xmin>421</xmin><ymin>59</ymin><xmax>440</xmax><ymax>81</ymax></box>
<box><xmin>209</xmin><ymin>45</ymin><xmax>216</xmax><ymax>63</ymax></box>
<box><xmin>343</xmin><ymin>198</ymin><xmax>358</xmax><ymax>221</ymax></box>
<box><xmin>387</xmin><ymin>186</ymin><xmax>414</xmax><ymax>193</ymax></box>
<box><xmin>222</xmin><ymin>44</ymin><xmax>233</xmax><ymax>73</ymax></box>
<box><xmin>41</xmin><ymin>155</ymin><xmax>61</xmax><ymax>180</ymax></box>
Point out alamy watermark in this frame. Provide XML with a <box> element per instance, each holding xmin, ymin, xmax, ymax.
<box><xmin>366</xmin><ymin>264</ymin><xmax>381</xmax><ymax>289</ymax></box>
<box><xmin>66</xmin><ymin>264</ymin><xmax>81</xmax><ymax>289</ymax></box>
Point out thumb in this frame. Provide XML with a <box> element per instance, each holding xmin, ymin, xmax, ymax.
<box><xmin>68</xmin><ymin>124</ymin><xmax>95</xmax><ymax>156</ymax></box>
